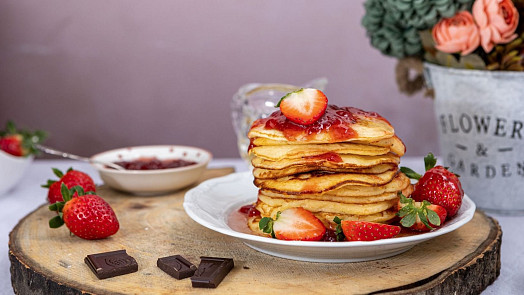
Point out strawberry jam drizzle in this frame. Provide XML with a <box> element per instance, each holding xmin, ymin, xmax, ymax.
<box><xmin>238</xmin><ymin>204</ymin><xmax>261</xmax><ymax>217</ymax></box>
<box><xmin>251</xmin><ymin>105</ymin><xmax>389</xmax><ymax>142</ymax></box>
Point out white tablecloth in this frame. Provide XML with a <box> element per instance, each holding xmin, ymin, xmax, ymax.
<box><xmin>0</xmin><ymin>158</ymin><xmax>519</xmax><ymax>294</ymax></box>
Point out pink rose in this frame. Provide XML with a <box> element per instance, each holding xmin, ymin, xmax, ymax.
<box><xmin>473</xmin><ymin>0</ymin><xmax>519</xmax><ymax>53</ymax></box>
<box><xmin>432</xmin><ymin>11</ymin><xmax>481</xmax><ymax>56</ymax></box>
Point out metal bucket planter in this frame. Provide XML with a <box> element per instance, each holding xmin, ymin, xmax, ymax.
<box><xmin>424</xmin><ymin>63</ymin><xmax>524</xmax><ymax>214</ymax></box>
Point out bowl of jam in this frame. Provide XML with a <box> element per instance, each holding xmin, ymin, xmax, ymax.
<box><xmin>90</xmin><ymin>145</ymin><xmax>212</xmax><ymax>195</ymax></box>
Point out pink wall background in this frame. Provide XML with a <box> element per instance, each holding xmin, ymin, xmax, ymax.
<box><xmin>0</xmin><ymin>0</ymin><xmax>438</xmax><ymax>159</ymax></box>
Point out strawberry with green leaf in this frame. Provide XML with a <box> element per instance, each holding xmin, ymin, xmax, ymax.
<box><xmin>400</xmin><ymin>153</ymin><xmax>464</xmax><ymax>218</ymax></box>
<box><xmin>259</xmin><ymin>207</ymin><xmax>326</xmax><ymax>241</ymax></box>
<box><xmin>397</xmin><ymin>193</ymin><xmax>447</xmax><ymax>232</ymax></box>
<box><xmin>0</xmin><ymin>120</ymin><xmax>46</xmax><ymax>157</ymax></box>
<box><xmin>49</xmin><ymin>184</ymin><xmax>119</xmax><ymax>240</ymax></box>
<box><xmin>42</xmin><ymin>168</ymin><xmax>96</xmax><ymax>204</ymax></box>
<box><xmin>276</xmin><ymin>88</ymin><xmax>328</xmax><ymax>125</ymax></box>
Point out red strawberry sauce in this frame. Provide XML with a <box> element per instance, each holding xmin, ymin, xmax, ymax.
<box><xmin>304</xmin><ymin>152</ymin><xmax>343</xmax><ymax>162</ymax></box>
<box><xmin>112</xmin><ymin>157</ymin><xmax>196</xmax><ymax>170</ymax></box>
<box><xmin>250</xmin><ymin>105</ymin><xmax>390</xmax><ymax>142</ymax></box>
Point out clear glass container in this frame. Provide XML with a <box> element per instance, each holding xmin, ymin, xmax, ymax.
<box><xmin>231</xmin><ymin>78</ymin><xmax>328</xmax><ymax>161</ymax></box>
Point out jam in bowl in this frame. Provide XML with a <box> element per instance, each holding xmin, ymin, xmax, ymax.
<box><xmin>91</xmin><ymin>145</ymin><xmax>212</xmax><ymax>195</ymax></box>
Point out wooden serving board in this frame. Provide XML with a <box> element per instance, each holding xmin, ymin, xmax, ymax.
<box><xmin>10</xmin><ymin>168</ymin><xmax>501</xmax><ymax>295</ymax></box>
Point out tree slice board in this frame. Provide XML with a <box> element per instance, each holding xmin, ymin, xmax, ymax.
<box><xmin>10</xmin><ymin>168</ymin><xmax>501</xmax><ymax>295</ymax></box>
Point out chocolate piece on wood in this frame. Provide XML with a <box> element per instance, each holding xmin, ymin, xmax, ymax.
<box><xmin>84</xmin><ymin>250</ymin><xmax>138</xmax><ymax>280</ymax></box>
<box><xmin>157</xmin><ymin>255</ymin><xmax>197</xmax><ymax>279</ymax></box>
<box><xmin>191</xmin><ymin>256</ymin><xmax>234</xmax><ymax>288</ymax></box>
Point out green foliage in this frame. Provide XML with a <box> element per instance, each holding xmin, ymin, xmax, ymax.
<box><xmin>362</xmin><ymin>0</ymin><xmax>524</xmax><ymax>71</ymax></box>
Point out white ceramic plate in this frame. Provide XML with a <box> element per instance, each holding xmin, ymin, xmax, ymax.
<box><xmin>183</xmin><ymin>172</ymin><xmax>476</xmax><ymax>263</ymax></box>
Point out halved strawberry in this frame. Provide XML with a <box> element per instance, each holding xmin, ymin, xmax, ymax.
<box><xmin>276</xmin><ymin>88</ymin><xmax>328</xmax><ymax>125</ymax></box>
<box><xmin>259</xmin><ymin>207</ymin><xmax>326</xmax><ymax>241</ymax></box>
<box><xmin>341</xmin><ymin>220</ymin><xmax>400</xmax><ymax>241</ymax></box>
<box><xmin>397</xmin><ymin>193</ymin><xmax>447</xmax><ymax>232</ymax></box>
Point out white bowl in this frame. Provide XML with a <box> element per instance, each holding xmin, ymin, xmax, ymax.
<box><xmin>0</xmin><ymin>150</ymin><xmax>33</xmax><ymax>196</ymax></box>
<box><xmin>90</xmin><ymin>145</ymin><xmax>212</xmax><ymax>195</ymax></box>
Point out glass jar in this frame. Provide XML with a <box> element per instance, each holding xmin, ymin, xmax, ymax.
<box><xmin>231</xmin><ymin>78</ymin><xmax>328</xmax><ymax>161</ymax></box>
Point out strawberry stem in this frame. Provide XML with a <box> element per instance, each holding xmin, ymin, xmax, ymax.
<box><xmin>424</xmin><ymin>153</ymin><xmax>437</xmax><ymax>171</ymax></box>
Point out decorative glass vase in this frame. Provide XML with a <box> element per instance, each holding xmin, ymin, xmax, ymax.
<box><xmin>424</xmin><ymin>63</ymin><xmax>524</xmax><ymax>215</ymax></box>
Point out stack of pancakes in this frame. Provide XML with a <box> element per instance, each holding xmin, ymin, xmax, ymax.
<box><xmin>246</xmin><ymin>105</ymin><xmax>413</xmax><ymax>233</ymax></box>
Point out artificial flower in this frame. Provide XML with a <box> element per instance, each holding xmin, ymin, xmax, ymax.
<box><xmin>432</xmin><ymin>11</ymin><xmax>481</xmax><ymax>55</ymax></box>
<box><xmin>472</xmin><ymin>0</ymin><xmax>519</xmax><ymax>52</ymax></box>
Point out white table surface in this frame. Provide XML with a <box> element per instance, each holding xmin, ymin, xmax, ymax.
<box><xmin>0</xmin><ymin>158</ymin><xmax>520</xmax><ymax>294</ymax></box>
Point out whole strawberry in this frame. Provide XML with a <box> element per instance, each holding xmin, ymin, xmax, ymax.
<box><xmin>42</xmin><ymin>168</ymin><xmax>96</xmax><ymax>204</ymax></box>
<box><xmin>400</xmin><ymin>153</ymin><xmax>464</xmax><ymax>218</ymax></box>
<box><xmin>0</xmin><ymin>120</ymin><xmax>46</xmax><ymax>157</ymax></box>
<box><xmin>49</xmin><ymin>184</ymin><xmax>119</xmax><ymax>240</ymax></box>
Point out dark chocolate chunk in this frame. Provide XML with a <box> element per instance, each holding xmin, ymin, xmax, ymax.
<box><xmin>84</xmin><ymin>250</ymin><xmax>138</xmax><ymax>280</ymax></box>
<box><xmin>191</xmin><ymin>256</ymin><xmax>234</xmax><ymax>288</ymax></box>
<box><xmin>157</xmin><ymin>255</ymin><xmax>197</xmax><ymax>279</ymax></box>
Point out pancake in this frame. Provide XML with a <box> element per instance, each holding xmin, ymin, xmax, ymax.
<box><xmin>328</xmin><ymin>172</ymin><xmax>411</xmax><ymax>197</ymax></box>
<box><xmin>253</xmin><ymin>163</ymin><xmax>397</xmax><ymax>179</ymax></box>
<box><xmin>254</xmin><ymin>169</ymin><xmax>398</xmax><ymax>194</ymax></box>
<box><xmin>259</xmin><ymin>189</ymin><xmax>408</xmax><ymax>204</ymax></box>
<box><xmin>250</xmin><ymin>135</ymin><xmax>406</xmax><ymax>157</ymax></box>
<box><xmin>248</xmin><ymin>106</ymin><xmax>394</xmax><ymax>144</ymax></box>
<box><xmin>251</xmin><ymin>153</ymin><xmax>400</xmax><ymax>170</ymax></box>
<box><xmin>257</xmin><ymin>193</ymin><xmax>398</xmax><ymax>216</ymax></box>
<box><xmin>367</xmin><ymin>136</ymin><xmax>406</xmax><ymax>156</ymax></box>
<box><xmin>249</xmin><ymin>143</ymin><xmax>390</xmax><ymax>161</ymax></box>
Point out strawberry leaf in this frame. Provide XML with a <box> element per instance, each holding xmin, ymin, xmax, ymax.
<box><xmin>418</xmin><ymin>210</ymin><xmax>432</xmax><ymax>229</ymax></box>
<box><xmin>333</xmin><ymin>216</ymin><xmax>345</xmax><ymax>241</ymax></box>
<box><xmin>6</xmin><ymin>121</ymin><xmax>17</xmax><ymax>134</ymax></box>
<box><xmin>400</xmin><ymin>167</ymin><xmax>422</xmax><ymax>180</ymax></box>
<box><xmin>52</xmin><ymin>168</ymin><xmax>64</xmax><ymax>179</ymax></box>
<box><xmin>400</xmin><ymin>213</ymin><xmax>416</xmax><ymax>227</ymax></box>
<box><xmin>49</xmin><ymin>215</ymin><xmax>64</xmax><ymax>228</ymax></box>
<box><xmin>71</xmin><ymin>185</ymin><xmax>85</xmax><ymax>197</ymax></box>
<box><xmin>259</xmin><ymin>217</ymin><xmax>275</xmax><ymax>238</ymax></box>
<box><xmin>424</xmin><ymin>153</ymin><xmax>437</xmax><ymax>171</ymax></box>
<box><xmin>61</xmin><ymin>183</ymin><xmax>72</xmax><ymax>202</ymax></box>
<box><xmin>427</xmin><ymin>209</ymin><xmax>441</xmax><ymax>226</ymax></box>
<box><xmin>41</xmin><ymin>179</ymin><xmax>55</xmax><ymax>188</ymax></box>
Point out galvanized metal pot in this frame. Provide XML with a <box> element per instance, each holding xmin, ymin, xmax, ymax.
<box><xmin>424</xmin><ymin>63</ymin><xmax>524</xmax><ymax>215</ymax></box>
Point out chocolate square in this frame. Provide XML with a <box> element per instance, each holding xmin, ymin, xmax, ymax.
<box><xmin>157</xmin><ymin>255</ymin><xmax>197</xmax><ymax>280</ymax></box>
<box><xmin>84</xmin><ymin>250</ymin><xmax>138</xmax><ymax>280</ymax></box>
<box><xmin>191</xmin><ymin>256</ymin><xmax>234</xmax><ymax>288</ymax></box>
